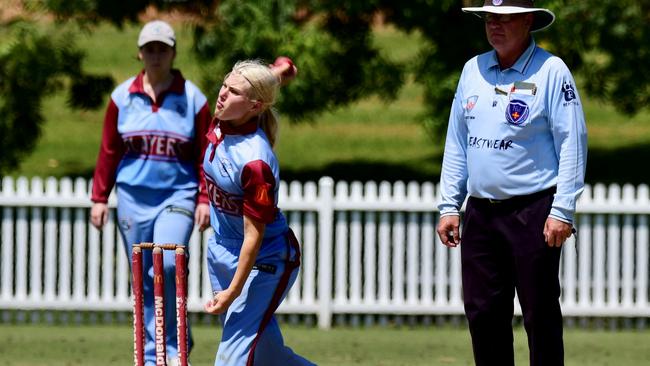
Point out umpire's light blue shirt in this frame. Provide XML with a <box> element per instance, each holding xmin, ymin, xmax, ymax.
<box><xmin>438</xmin><ymin>39</ymin><xmax>587</xmax><ymax>223</ymax></box>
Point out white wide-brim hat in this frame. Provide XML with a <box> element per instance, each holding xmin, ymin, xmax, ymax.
<box><xmin>137</xmin><ymin>20</ymin><xmax>176</xmax><ymax>48</ymax></box>
<box><xmin>463</xmin><ymin>0</ymin><xmax>555</xmax><ymax>32</ymax></box>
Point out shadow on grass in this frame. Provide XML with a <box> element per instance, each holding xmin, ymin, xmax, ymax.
<box><xmin>66</xmin><ymin>158</ymin><xmax>443</xmax><ymax>183</ymax></box>
<box><xmin>61</xmin><ymin>165</ymin><xmax>96</xmax><ymax>180</ymax></box>
<box><xmin>49</xmin><ymin>147</ymin><xmax>649</xmax><ymax>186</ymax></box>
<box><xmin>586</xmin><ymin>145</ymin><xmax>650</xmax><ymax>185</ymax></box>
<box><xmin>59</xmin><ymin>160</ymin><xmax>441</xmax><ymax>183</ymax></box>
<box><xmin>283</xmin><ymin>145</ymin><xmax>650</xmax><ymax>186</ymax></box>
<box><xmin>282</xmin><ymin>160</ymin><xmax>441</xmax><ymax>184</ymax></box>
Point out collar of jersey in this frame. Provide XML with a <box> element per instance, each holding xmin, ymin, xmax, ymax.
<box><xmin>128</xmin><ymin>69</ymin><xmax>186</xmax><ymax>95</ymax></box>
<box><xmin>206</xmin><ymin>118</ymin><xmax>258</xmax><ymax>145</ymax></box>
<box><xmin>487</xmin><ymin>38</ymin><xmax>536</xmax><ymax>74</ymax></box>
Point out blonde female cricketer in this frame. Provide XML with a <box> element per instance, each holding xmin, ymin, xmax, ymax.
<box><xmin>202</xmin><ymin>60</ymin><xmax>315</xmax><ymax>366</ymax></box>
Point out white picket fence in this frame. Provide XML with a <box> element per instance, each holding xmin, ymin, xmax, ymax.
<box><xmin>0</xmin><ymin>176</ymin><xmax>649</xmax><ymax>329</ymax></box>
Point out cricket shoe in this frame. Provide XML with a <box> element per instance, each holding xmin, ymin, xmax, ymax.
<box><xmin>166</xmin><ymin>357</ymin><xmax>191</xmax><ymax>366</ymax></box>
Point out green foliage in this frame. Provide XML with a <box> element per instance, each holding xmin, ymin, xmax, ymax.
<box><xmin>545</xmin><ymin>0</ymin><xmax>650</xmax><ymax>115</ymax></box>
<box><xmin>5</xmin><ymin>0</ymin><xmax>650</xmax><ymax>174</ymax></box>
<box><xmin>6</xmin><ymin>24</ymin><xmax>439</xmax><ymax>181</ymax></box>
<box><xmin>5</xmin><ymin>21</ymin><xmax>650</xmax><ymax>183</ymax></box>
<box><xmin>193</xmin><ymin>0</ymin><xmax>404</xmax><ymax>121</ymax></box>
<box><xmin>68</xmin><ymin>74</ymin><xmax>115</xmax><ymax>109</ymax></box>
<box><xmin>28</xmin><ymin>0</ymin><xmax>650</xmax><ymax>126</ymax></box>
<box><xmin>379</xmin><ymin>1</ymin><xmax>482</xmax><ymax>138</ymax></box>
<box><xmin>0</xmin><ymin>21</ymin><xmax>113</xmax><ymax>172</ymax></box>
<box><xmin>38</xmin><ymin>0</ymin><xmax>214</xmax><ymax>25</ymax></box>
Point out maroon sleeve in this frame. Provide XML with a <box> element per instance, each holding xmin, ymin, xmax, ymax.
<box><xmin>91</xmin><ymin>99</ymin><xmax>125</xmax><ymax>203</ymax></box>
<box><xmin>194</xmin><ymin>102</ymin><xmax>212</xmax><ymax>204</ymax></box>
<box><xmin>241</xmin><ymin>160</ymin><xmax>277</xmax><ymax>224</ymax></box>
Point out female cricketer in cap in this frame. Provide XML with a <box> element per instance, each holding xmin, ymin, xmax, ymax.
<box><xmin>89</xmin><ymin>19</ymin><xmax>211</xmax><ymax>366</ymax></box>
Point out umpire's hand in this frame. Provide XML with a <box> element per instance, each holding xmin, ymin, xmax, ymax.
<box><xmin>544</xmin><ymin>217</ymin><xmax>573</xmax><ymax>247</ymax></box>
<box><xmin>437</xmin><ymin>215</ymin><xmax>460</xmax><ymax>248</ymax></box>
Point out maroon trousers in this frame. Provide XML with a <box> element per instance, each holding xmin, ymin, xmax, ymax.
<box><xmin>461</xmin><ymin>188</ymin><xmax>564</xmax><ymax>366</ymax></box>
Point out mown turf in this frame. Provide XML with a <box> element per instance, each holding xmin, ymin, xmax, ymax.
<box><xmin>0</xmin><ymin>323</ymin><xmax>649</xmax><ymax>366</ymax></box>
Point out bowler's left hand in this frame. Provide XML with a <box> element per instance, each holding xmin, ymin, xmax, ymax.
<box><xmin>543</xmin><ymin>217</ymin><xmax>572</xmax><ymax>247</ymax></box>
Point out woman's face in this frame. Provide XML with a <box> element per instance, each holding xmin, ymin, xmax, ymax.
<box><xmin>138</xmin><ymin>41</ymin><xmax>175</xmax><ymax>74</ymax></box>
<box><xmin>214</xmin><ymin>73</ymin><xmax>260</xmax><ymax>125</ymax></box>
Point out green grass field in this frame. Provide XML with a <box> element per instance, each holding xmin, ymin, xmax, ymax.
<box><xmin>1</xmin><ymin>323</ymin><xmax>648</xmax><ymax>365</ymax></box>
<box><xmin>7</xmin><ymin>22</ymin><xmax>650</xmax><ymax>184</ymax></box>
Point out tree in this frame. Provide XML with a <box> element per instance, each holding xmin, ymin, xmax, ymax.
<box><xmin>192</xmin><ymin>0</ymin><xmax>404</xmax><ymax>121</ymax></box>
<box><xmin>0</xmin><ymin>19</ymin><xmax>113</xmax><ymax>172</ymax></box>
<box><xmin>3</xmin><ymin>0</ymin><xmax>649</xmax><ymax>173</ymax></box>
<box><xmin>191</xmin><ymin>0</ymin><xmax>650</xmax><ymax>137</ymax></box>
<box><xmin>543</xmin><ymin>0</ymin><xmax>650</xmax><ymax>115</ymax></box>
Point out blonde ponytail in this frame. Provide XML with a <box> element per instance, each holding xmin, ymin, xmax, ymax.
<box><xmin>231</xmin><ymin>59</ymin><xmax>281</xmax><ymax>147</ymax></box>
<box><xmin>258</xmin><ymin>108</ymin><xmax>279</xmax><ymax>147</ymax></box>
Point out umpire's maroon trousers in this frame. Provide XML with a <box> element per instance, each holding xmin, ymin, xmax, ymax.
<box><xmin>461</xmin><ymin>187</ymin><xmax>564</xmax><ymax>366</ymax></box>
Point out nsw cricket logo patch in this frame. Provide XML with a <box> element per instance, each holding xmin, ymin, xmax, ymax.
<box><xmin>465</xmin><ymin>95</ymin><xmax>478</xmax><ymax>111</ymax></box>
<box><xmin>505</xmin><ymin>99</ymin><xmax>529</xmax><ymax>126</ymax></box>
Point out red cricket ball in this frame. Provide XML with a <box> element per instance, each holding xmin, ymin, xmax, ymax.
<box><xmin>273</xmin><ymin>56</ymin><xmax>296</xmax><ymax>78</ymax></box>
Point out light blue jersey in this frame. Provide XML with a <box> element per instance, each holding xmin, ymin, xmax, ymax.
<box><xmin>91</xmin><ymin>69</ymin><xmax>211</xmax><ymax>204</ymax></box>
<box><xmin>439</xmin><ymin>39</ymin><xmax>587</xmax><ymax>223</ymax></box>
<box><xmin>113</xmin><ymin>72</ymin><xmax>207</xmax><ymax>191</ymax></box>
<box><xmin>91</xmin><ymin>69</ymin><xmax>212</xmax><ymax>365</ymax></box>
<box><xmin>203</xmin><ymin>119</ymin><xmax>314</xmax><ymax>366</ymax></box>
<box><xmin>203</xmin><ymin>119</ymin><xmax>287</xmax><ymax>241</ymax></box>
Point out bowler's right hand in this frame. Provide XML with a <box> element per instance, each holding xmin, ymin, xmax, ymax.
<box><xmin>90</xmin><ymin>202</ymin><xmax>109</xmax><ymax>229</ymax></box>
<box><xmin>204</xmin><ymin>288</ymin><xmax>237</xmax><ymax>315</ymax></box>
<box><xmin>437</xmin><ymin>215</ymin><xmax>460</xmax><ymax>248</ymax></box>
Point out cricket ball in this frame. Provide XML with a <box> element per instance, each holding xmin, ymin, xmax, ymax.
<box><xmin>273</xmin><ymin>56</ymin><xmax>296</xmax><ymax>78</ymax></box>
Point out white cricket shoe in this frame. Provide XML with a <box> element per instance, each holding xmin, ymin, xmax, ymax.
<box><xmin>166</xmin><ymin>357</ymin><xmax>191</xmax><ymax>366</ymax></box>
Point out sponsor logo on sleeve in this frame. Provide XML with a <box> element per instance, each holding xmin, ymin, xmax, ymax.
<box><xmin>254</xmin><ymin>185</ymin><xmax>272</xmax><ymax>206</ymax></box>
<box><xmin>562</xmin><ymin>81</ymin><xmax>576</xmax><ymax>101</ymax></box>
<box><xmin>562</xmin><ymin>81</ymin><xmax>580</xmax><ymax>106</ymax></box>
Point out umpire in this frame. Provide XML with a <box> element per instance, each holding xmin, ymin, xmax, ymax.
<box><xmin>436</xmin><ymin>1</ymin><xmax>587</xmax><ymax>365</ymax></box>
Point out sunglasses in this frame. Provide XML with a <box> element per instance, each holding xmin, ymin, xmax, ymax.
<box><xmin>481</xmin><ymin>13</ymin><xmax>523</xmax><ymax>23</ymax></box>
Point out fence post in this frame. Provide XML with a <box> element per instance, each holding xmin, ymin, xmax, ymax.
<box><xmin>1</xmin><ymin>177</ymin><xmax>15</xmax><ymax>302</ymax></box>
<box><xmin>317</xmin><ymin>177</ymin><xmax>334</xmax><ymax>329</ymax></box>
<box><xmin>636</xmin><ymin>185</ymin><xmax>649</xmax><ymax>311</ymax></box>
